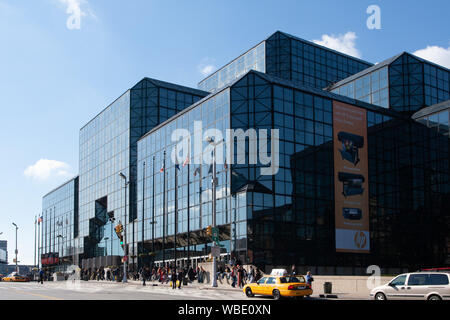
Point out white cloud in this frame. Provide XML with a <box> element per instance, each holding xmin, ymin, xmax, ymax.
<box><xmin>413</xmin><ymin>45</ymin><xmax>450</xmax><ymax>69</ymax></box>
<box><xmin>200</xmin><ymin>65</ymin><xmax>216</xmax><ymax>76</ymax></box>
<box><xmin>24</xmin><ymin>159</ymin><xmax>72</xmax><ymax>181</ymax></box>
<box><xmin>57</xmin><ymin>0</ymin><xmax>85</xmax><ymax>15</ymax></box>
<box><xmin>198</xmin><ymin>58</ymin><xmax>217</xmax><ymax>77</ymax></box>
<box><xmin>313</xmin><ymin>32</ymin><xmax>362</xmax><ymax>59</ymax></box>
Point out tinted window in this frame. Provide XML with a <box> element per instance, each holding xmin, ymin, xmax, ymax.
<box><xmin>390</xmin><ymin>275</ymin><xmax>407</xmax><ymax>286</ymax></box>
<box><xmin>266</xmin><ymin>277</ymin><xmax>276</xmax><ymax>284</ymax></box>
<box><xmin>280</xmin><ymin>276</ymin><xmax>306</xmax><ymax>283</ymax></box>
<box><xmin>429</xmin><ymin>274</ymin><xmax>449</xmax><ymax>285</ymax></box>
<box><xmin>257</xmin><ymin>277</ymin><xmax>267</xmax><ymax>284</ymax></box>
<box><xmin>408</xmin><ymin>274</ymin><xmax>429</xmax><ymax>286</ymax></box>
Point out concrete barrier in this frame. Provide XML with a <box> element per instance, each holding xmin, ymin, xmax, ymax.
<box><xmin>310</xmin><ymin>276</ymin><xmax>393</xmax><ymax>295</ymax></box>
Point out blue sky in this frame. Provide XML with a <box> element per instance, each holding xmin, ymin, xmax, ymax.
<box><xmin>0</xmin><ymin>0</ymin><xmax>448</xmax><ymax>265</ymax></box>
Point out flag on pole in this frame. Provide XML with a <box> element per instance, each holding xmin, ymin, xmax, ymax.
<box><xmin>175</xmin><ymin>163</ymin><xmax>180</xmax><ymax>171</ymax></box>
<box><xmin>193</xmin><ymin>166</ymin><xmax>200</xmax><ymax>176</ymax></box>
<box><xmin>38</xmin><ymin>216</ymin><xmax>43</xmax><ymax>223</ymax></box>
<box><xmin>160</xmin><ymin>165</ymin><xmax>165</xmax><ymax>172</ymax></box>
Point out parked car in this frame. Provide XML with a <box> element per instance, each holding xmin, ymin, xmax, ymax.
<box><xmin>1</xmin><ymin>272</ymin><xmax>30</xmax><ymax>282</ymax></box>
<box><xmin>370</xmin><ymin>272</ymin><xmax>450</xmax><ymax>300</ymax></box>
<box><xmin>243</xmin><ymin>275</ymin><xmax>313</xmax><ymax>300</ymax></box>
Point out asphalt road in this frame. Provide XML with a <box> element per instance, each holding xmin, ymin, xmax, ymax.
<box><xmin>0</xmin><ymin>281</ymin><xmax>368</xmax><ymax>300</ymax></box>
<box><xmin>0</xmin><ymin>281</ymin><xmax>257</xmax><ymax>300</ymax></box>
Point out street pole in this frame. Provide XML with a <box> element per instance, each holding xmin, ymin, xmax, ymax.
<box><xmin>212</xmin><ymin>143</ymin><xmax>218</xmax><ymax>287</ymax></box>
<box><xmin>141</xmin><ymin>161</ymin><xmax>145</xmax><ymax>270</ymax></box>
<box><xmin>57</xmin><ymin>235</ymin><xmax>61</xmax><ymax>271</ymax></box>
<box><xmin>206</xmin><ymin>137</ymin><xmax>220</xmax><ymax>288</ymax></box>
<box><xmin>34</xmin><ymin>216</ymin><xmax>37</xmax><ymax>268</ymax></box>
<box><xmin>12</xmin><ymin>223</ymin><xmax>18</xmax><ymax>273</ymax></box>
<box><xmin>119</xmin><ymin>172</ymin><xmax>128</xmax><ymax>283</ymax></box>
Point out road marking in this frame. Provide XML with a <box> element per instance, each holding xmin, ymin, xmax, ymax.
<box><xmin>8</xmin><ymin>288</ymin><xmax>64</xmax><ymax>300</ymax></box>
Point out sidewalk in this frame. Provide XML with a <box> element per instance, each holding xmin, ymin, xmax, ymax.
<box><xmin>125</xmin><ymin>279</ymin><xmax>242</xmax><ymax>292</ymax></box>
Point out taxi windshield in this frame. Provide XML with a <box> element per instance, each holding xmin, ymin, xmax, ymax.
<box><xmin>280</xmin><ymin>276</ymin><xmax>305</xmax><ymax>283</ymax></box>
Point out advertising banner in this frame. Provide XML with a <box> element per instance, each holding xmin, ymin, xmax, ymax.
<box><xmin>333</xmin><ymin>101</ymin><xmax>370</xmax><ymax>253</ymax></box>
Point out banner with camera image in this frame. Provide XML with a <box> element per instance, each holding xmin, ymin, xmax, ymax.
<box><xmin>333</xmin><ymin>101</ymin><xmax>370</xmax><ymax>253</ymax></box>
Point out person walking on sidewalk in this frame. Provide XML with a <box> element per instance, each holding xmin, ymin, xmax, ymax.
<box><xmin>141</xmin><ymin>267</ymin><xmax>147</xmax><ymax>286</ymax></box>
<box><xmin>171</xmin><ymin>268</ymin><xmax>177</xmax><ymax>289</ymax></box>
<box><xmin>177</xmin><ymin>269</ymin><xmax>184</xmax><ymax>289</ymax></box>
<box><xmin>231</xmin><ymin>265</ymin><xmax>237</xmax><ymax>287</ymax></box>
<box><xmin>237</xmin><ymin>265</ymin><xmax>245</xmax><ymax>288</ymax></box>
<box><xmin>39</xmin><ymin>269</ymin><xmax>44</xmax><ymax>284</ymax></box>
<box><xmin>306</xmin><ymin>271</ymin><xmax>314</xmax><ymax>287</ymax></box>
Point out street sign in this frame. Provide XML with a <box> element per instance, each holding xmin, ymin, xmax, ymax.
<box><xmin>211</xmin><ymin>246</ymin><xmax>220</xmax><ymax>258</ymax></box>
<box><xmin>212</xmin><ymin>227</ymin><xmax>220</xmax><ymax>243</ymax></box>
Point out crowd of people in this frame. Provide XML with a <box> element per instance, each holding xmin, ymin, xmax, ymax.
<box><xmin>37</xmin><ymin>262</ymin><xmax>314</xmax><ymax>289</ymax></box>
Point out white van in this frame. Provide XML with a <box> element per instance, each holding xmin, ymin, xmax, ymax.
<box><xmin>370</xmin><ymin>272</ymin><xmax>450</xmax><ymax>300</ymax></box>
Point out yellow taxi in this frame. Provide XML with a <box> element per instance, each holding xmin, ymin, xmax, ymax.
<box><xmin>244</xmin><ymin>275</ymin><xmax>313</xmax><ymax>300</ymax></box>
<box><xmin>1</xmin><ymin>272</ymin><xmax>30</xmax><ymax>282</ymax></box>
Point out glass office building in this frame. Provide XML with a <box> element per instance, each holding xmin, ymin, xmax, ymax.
<box><xmin>40</xmin><ymin>176</ymin><xmax>79</xmax><ymax>270</ymax></box>
<box><xmin>0</xmin><ymin>241</ymin><xmax>7</xmax><ymax>264</ymax></box>
<box><xmin>78</xmin><ymin>78</ymin><xmax>207</xmax><ymax>268</ymax></box>
<box><xmin>413</xmin><ymin>99</ymin><xmax>450</xmax><ymax>138</ymax></box>
<box><xmin>198</xmin><ymin>31</ymin><xmax>373</xmax><ymax>93</ymax></box>
<box><xmin>41</xmin><ymin>30</ymin><xmax>450</xmax><ymax>275</ymax></box>
<box><xmin>137</xmin><ymin>70</ymin><xmax>450</xmax><ymax>273</ymax></box>
<box><xmin>329</xmin><ymin>52</ymin><xmax>450</xmax><ymax>115</ymax></box>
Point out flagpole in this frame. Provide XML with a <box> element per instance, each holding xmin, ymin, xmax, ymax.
<box><xmin>53</xmin><ymin>207</ymin><xmax>56</xmax><ymax>254</ymax></box>
<box><xmin>152</xmin><ymin>156</ymin><xmax>155</xmax><ymax>267</ymax></box>
<box><xmin>37</xmin><ymin>216</ymin><xmax>41</xmax><ymax>269</ymax></box>
<box><xmin>174</xmin><ymin>145</ymin><xmax>178</xmax><ymax>268</ymax></box>
<box><xmin>141</xmin><ymin>160</ymin><xmax>146</xmax><ymax>270</ymax></box>
<box><xmin>34</xmin><ymin>215</ymin><xmax>37</xmax><ymax>268</ymax></box>
<box><xmin>187</xmin><ymin>141</ymin><xmax>191</xmax><ymax>267</ymax></box>
<box><xmin>162</xmin><ymin>150</ymin><xmax>166</xmax><ymax>266</ymax></box>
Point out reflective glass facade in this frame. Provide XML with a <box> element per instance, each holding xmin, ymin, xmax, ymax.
<box><xmin>330</xmin><ymin>66</ymin><xmax>389</xmax><ymax>108</ymax></box>
<box><xmin>137</xmin><ymin>89</ymin><xmax>232</xmax><ymax>265</ymax></box>
<box><xmin>0</xmin><ymin>241</ymin><xmax>7</xmax><ymax>264</ymax></box>
<box><xmin>198</xmin><ymin>42</ymin><xmax>265</xmax><ymax>93</ymax></box>
<box><xmin>78</xmin><ymin>78</ymin><xmax>207</xmax><ymax>264</ymax></box>
<box><xmin>330</xmin><ymin>53</ymin><xmax>450</xmax><ymax>114</ymax></box>
<box><xmin>41</xmin><ymin>32</ymin><xmax>450</xmax><ymax>274</ymax></box>
<box><xmin>265</xmin><ymin>31</ymin><xmax>372</xmax><ymax>90</ymax></box>
<box><xmin>198</xmin><ymin>31</ymin><xmax>372</xmax><ymax>93</ymax></box>
<box><xmin>413</xmin><ymin>100</ymin><xmax>450</xmax><ymax>138</ymax></box>
<box><xmin>137</xmin><ymin>71</ymin><xmax>450</xmax><ymax>272</ymax></box>
<box><xmin>41</xmin><ymin>176</ymin><xmax>78</xmax><ymax>268</ymax></box>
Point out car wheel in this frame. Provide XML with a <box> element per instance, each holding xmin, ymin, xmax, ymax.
<box><xmin>375</xmin><ymin>292</ymin><xmax>386</xmax><ymax>301</ymax></box>
<box><xmin>273</xmin><ymin>289</ymin><xmax>281</xmax><ymax>300</ymax></box>
<box><xmin>245</xmin><ymin>287</ymin><xmax>254</xmax><ymax>298</ymax></box>
<box><xmin>428</xmin><ymin>295</ymin><xmax>442</xmax><ymax>301</ymax></box>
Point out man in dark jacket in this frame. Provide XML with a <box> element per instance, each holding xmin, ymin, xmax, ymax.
<box><xmin>171</xmin><ymin>269</ymin><xmax>177</xmax><ymax>289</ymax></box>
<box><xmin>187</xmin><ymin>267</ymin><xmax>195</xmax><ymax>283</ymax></box>
<box><xmin>177</xmin><ymin>269</ymin><xmax>184</xmax><ymax>289</ymax></box>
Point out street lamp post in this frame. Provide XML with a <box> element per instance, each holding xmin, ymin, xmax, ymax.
<box><xmin>104</xmin><ymin>237</ymin><xmax>109</xmax><ymax>256</ymax></box>
<box><xmin>206</xmin><ymin>137</ymin><xmax>223</xmax><ymax>288</ymax></box>
<box><xmin>119</xmin><ymin>172</ymin><xmax>129</xmax><ymax>283</ymax></box>
<box><xmin>12</xmin><ymin>223</ymin><xmax>18</xmax><ymax>273</ymax></box>
<box><xmin>57</xmin><ymin>235</ymin><xmax>64</xmax><ymax>271</ymax></box>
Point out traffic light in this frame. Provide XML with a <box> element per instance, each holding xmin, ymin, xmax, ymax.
<box><xmin>115</xmin><ymin>224</ymin><xmax>123</xmax><ymax>234</ymax></box>
<box><xmin>206</xmin><ymin>225</ymin><xmax>212</xmax><ymax>236</ymax></box>
<box><xmin>115</xmin><ymin>224</ymin><xmax>124</xmax><ymax>247</ymax></box>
